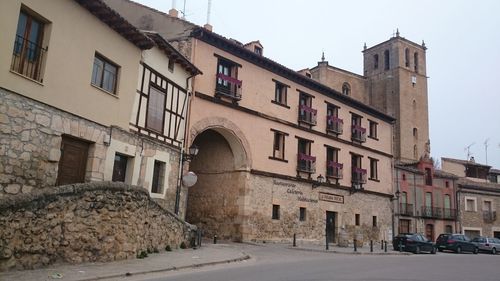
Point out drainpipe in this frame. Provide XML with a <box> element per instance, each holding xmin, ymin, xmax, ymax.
<box><xmin>413</xmin><ymin>171</ymin><xmax>418</xmax><ymax>233</ymax></box>
<box><xmin>456</xmin><ymin>184</ymin><xmax>461</xmax><ymax>233</ymax></box>
<box><xmin>174</xmin><ymin>72</ymin><xmax>197</xmax><ymax>216</ymax></box>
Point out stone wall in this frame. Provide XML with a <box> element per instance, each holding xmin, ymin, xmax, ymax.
<box><xmin>0</xmin><ymin>182</ymin><xmax>195</xmax><ymax>271</ymax></box>
<box><xmin>459</xmin><ymin>189</ymin><xmax>500</xmax><ymax>237</ymax></box>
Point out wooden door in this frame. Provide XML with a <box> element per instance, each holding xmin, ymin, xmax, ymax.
<box><xmin>326</xmin><ymin>211</ymin><xmax>336</xmax><ymax>243</ymax></box>
<box><xmin>56</xmin><ymin>136</ymin><xmax>89</xmax><ymax>185</ymax></box>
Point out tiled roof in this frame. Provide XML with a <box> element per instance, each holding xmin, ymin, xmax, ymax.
<box><xmin>458</xmin><ymin>178</ymin><xmax>500</xmax><ymax>191</ymax></box>
<box><xmin>441</xmin><ymin>157</ymin><xmax>491</xmax><ymax>168</ymax></box>
<box><xmin>434</xmin><ymin>170</ymin><xmax>459</xmax><ymax>179</ymax></box>
<box><xmin>75</xmin><ymin>0</ymin><xmax>154</xmax><ymax>49</ymax></box>
<box><xmin>490</xmin><ymin>169</ymin><xmax>500</xmax><ymax>174</ymax></box>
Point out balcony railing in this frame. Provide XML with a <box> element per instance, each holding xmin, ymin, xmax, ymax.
<box><xmin>442</xmin><ymin>208</ymin><xmax>457</xmax><ymax>220</ymax></box>
<box><xmin>421</xmin><ymin>206</ymin><xmax>442</xmax><ymax>218</ymax></box>
<box><xmin>326</xmin><ymin>116</ymin><xmax>343</xmax><ymax>134</ymax></box>
<box><xmin>297</xmin><ymin>153</ymin><xmax>316</xmax><ymax>173</ymax></box>
<box><xmin>298</xmin><ymin>105</ymin><xmax>317</xmax><ymax>125</ymax></box>
<box><xmin>11</xmin><ymin>35</ymin><xmax>47</xmax><ymax>82</ymax></box>
<box><xmin>351</xmin><ymin>125</ymin><xmax>367</xmax><ymax>142</ymax></box>
<box><xmin>399</xmin><ymin>203</ymin><xmax>414</xmax><ymax>216</ymax></box>
<box><xmin>351</xmin><ymin>167</ymin><xmax>367</xmax><ymax>184</ymax></box>
<box><xmin>215</xmin><ymin>73</ymin><xmax>242</xmax><ymax>100</ymax></box>
<box><xmin>326</xmin><ymin>161</ymin><xmax>343</xmax><ymax>179</ymax></box>
<box><xmin>483</xmin><ymin>211</ymin><xmax>497</xmax><ymax>223</ymax></box>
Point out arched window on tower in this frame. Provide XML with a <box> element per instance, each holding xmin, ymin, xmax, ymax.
<box><xmin>405</xmin><ymin>48</ymin><xmax>410</xmax><ymax>67</ymax></box>
<box><xmin>384</xmin><ymin>50</ymin><xmax>390</xmax><ymax>70</ymax></box>
<box><xmin>374</xmin><ymin>54</ymin><xmax>379</xmax><ymax>69</ymax></box>
<box><xmin>414</xmin><ymin>52</ymin><xmax>419</xmax><ymax>73</ymax></box>
<box><xmin>342</xmin><ymin>82</ymin><xmax>351</xmax><ymax>96</ymax></box>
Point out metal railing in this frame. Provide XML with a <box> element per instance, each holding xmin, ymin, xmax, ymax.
<box><xmin>326</xmin><ymin>161</ymin><xmax>343</xmax><ymax>179</ymax></box>
<box><xmin>351</xmin><ymin>125</ymin><xmax>367</xmax><ymax>142</ymax></box>
<box><xmin>215</xmin><ymin>72</ymin><xmax>242</xmax><ymax>100</ymax></box>
<box><xmin>399</xmin><ymin>203</ymin><xmax>414</xmax><ymax>216</ymax></box>
<box><xmin>326</xmin><ymin>116</ymin><xmax>343</xmax><ymax>134</ymax></box>
<box><xmin>483</xmin><ymin>211</ymin><xmax>497</xmax><ymax>223</ymax></box>
<box><xmin>11</xmin><ymin>35</ymin><xmax>47</xmax><ymax>82</ymax></box>
<box><xmin>297</xmin><ymin>153</ymin><xmax>316</xmax><ymax>173</ymax></box>
<box><xmin>421</xmin><ymin>206</ymin><xmax>442</xmax><ymax>218</ymax></box>
<box><xmin>352</xmin><ymin>167</ymin><xmax>367</xmax><ymax>184</ymax></box>
<box><xmin>298</xmin><ymin>105</ymin><xmax>317</xmax><ymax>125</ymax></box>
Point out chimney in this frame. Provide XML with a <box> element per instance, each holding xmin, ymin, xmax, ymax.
<box><xmin>203</xmin><ymin>23</ymin><xmax>213</xmax><ymax>32</ymax></box>
<box><xmin>169</xmin><ymin>9</ymin><xmax>179</xmax><ymax>17</ymax></box>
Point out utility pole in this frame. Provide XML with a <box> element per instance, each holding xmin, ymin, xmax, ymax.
<box><xmin>484</xmin><ymin>139</ymin><xmax>489</xmax><ymax>165</ymax></box>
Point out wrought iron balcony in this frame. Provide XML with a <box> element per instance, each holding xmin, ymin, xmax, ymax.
<box><xmin>11</xmin><ymin>35</ymin><xmax>47</xmax><ymax>82</ymax></box>
<box><xmin>442</xmin><ymin>208</ymin><xmax>457</xmax><ymax>220</ymax></box>
<box><xmin>215</xmin><ymin>73</ymin><xmax>242</xmax><ymax>100</ymax></box>
<box><xmin>351</xmin><ymin>125</ymin><xmax>367</xmax><ymax>143</ymax></box>
<box><xmin>326</xmin><ymin>116</ymin><xmax>343</xmax><ymax>134</ymax></box>
<box><xmin>399</xmin><ymin>203</ymin><xmax>414</xmax><ymax>216</ymax></box>
<box><xmin>351</xmin><ymin>167</ymin><xmax>367</xmax><ymax>184</ymax></box>
<box><xmin>326</xmin><ymin>161</ymin><xmax>343</xmax><ymax>179</ymax></box>
<box><xmin>421</xmin><ymin>206</ymin><xmax>442</xmax><ymax>219</ymax></box>
<box><xmin>483</xmin><ymin>211</ymin><xmax>497</xmax><ymax>223</ymax></box>
<box><xmin>298</xmin><ymin>105</ymin><xmax>317</xmax><ymax>125</ymax></box>
<box><xmin>297</xmin><ymin>153</ymin><xmax>316</xmax><ymax>173</ymax></box>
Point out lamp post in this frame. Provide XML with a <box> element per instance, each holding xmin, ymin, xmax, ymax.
<box><xmin>174</xmin><ymin>144</ymin><xmax>200</xmax><ymax>215</ymax></box>
<box><xmin>312</xmin><ymin>174</ymin><xmax>325</xmax><ymax>189</ymax></box>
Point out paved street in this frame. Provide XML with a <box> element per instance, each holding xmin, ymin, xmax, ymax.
<box><xmin>123</xmin><ymin>244</ymin><xmax>500</xmax><ymax>281</ymax></box>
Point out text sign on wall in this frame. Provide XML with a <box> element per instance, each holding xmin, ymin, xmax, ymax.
<box><xmin>319</xmin><ymin>192</ymin><xmax>344</xmax><ymax>204</ymax></box>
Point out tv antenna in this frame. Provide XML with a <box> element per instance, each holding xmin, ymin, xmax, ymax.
<box><xmin>465</xmin><ymin>142</ymin><xmax>475</xmax><ymax>160</ymax></box>
<box><xmin>181</xmin><ymin>0</ymin><xmax>186</xmax><ymax>19</ymax></box>
<box><xmin>484</xmin><ymin>139</ymin><xmax>490</xmax><ymax>165</ymax></box>
<box><xmin>206</xmin><ymin>0</ymin><xmax>212</xmax><ymax>25</ymax></box>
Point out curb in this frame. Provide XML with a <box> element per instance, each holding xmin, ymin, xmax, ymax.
<box><xmin>287</xmin><ymin>246</ymin><xmax>412</xmax><ymax>256</ymax></box>
<box><xmin>77</xmin><ymin>254</ymin><xmax>251</xmax><ymax>281</ymax></box>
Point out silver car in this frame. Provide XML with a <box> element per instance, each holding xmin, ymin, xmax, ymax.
<box><xmin>471</xmin><ymin>237</ymin><xmax>500</xmax><ymax>254</ymax></box>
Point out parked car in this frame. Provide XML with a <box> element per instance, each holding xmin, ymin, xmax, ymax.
<box><xmin>435</xmin><ymin>233</ymin><xmax>478</xmax><ymax>254</ymax></box>
<box><xmin>393</xmin><ymin>233</ymin><xmax>436</xmax><ymax>254</ymax></box>
<box><xmin>471</xmin><ymin>237</ymin><xmax>500</xmax><ymax>254</ymax></box>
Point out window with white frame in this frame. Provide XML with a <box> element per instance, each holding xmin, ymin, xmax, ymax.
<box><xmin>465</xmin><ymin>197</ymin><xmax>477</xmax><ymax>212</ymax></box>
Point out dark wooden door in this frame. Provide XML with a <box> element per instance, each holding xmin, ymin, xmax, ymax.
<box><xmin>326</xmin><ymin>211</ymin><xmax>336</xmax><ymax>243</ymax></box>
<box><xmin>56</xmin><ymin>136</ymin><xmax>89</xmax><ymax>186</ymax></box>
<box><xmin>425</xmin><ymin>224</ymin><xmax>434</xmax><ymax>242</ymax></box>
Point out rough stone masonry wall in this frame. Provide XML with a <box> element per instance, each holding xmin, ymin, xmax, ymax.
<box><xmin>0</xmin><ymin>182</ymin><xmax>195</xmax><ymax>271</ymax></box>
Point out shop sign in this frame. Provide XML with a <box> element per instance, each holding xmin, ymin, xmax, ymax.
<box><xmin>319</xmin><ymin>192</ymin><xmax>344</xmax><ymax>204</ymax></box>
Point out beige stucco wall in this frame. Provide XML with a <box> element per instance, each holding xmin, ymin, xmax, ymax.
<box><xmin>0</xmin><ymin>0</ymin><xmax>141</xmax><ymax>129</ymax></box>
<box><xmin>310</xmin><ymin>63</ymin><xmax>367</xmax><ymax>103</ymax></box>
<box><xmin>442</xmin><ymin>160</ymin><xmax>466</xmax><ymax>177</ymax></box>
<box><xmin>189</xmin><ymin>40</ymin><xmax>393</xmax><ymax>195</ymax></box>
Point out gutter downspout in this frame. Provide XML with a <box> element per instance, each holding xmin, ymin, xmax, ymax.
<box><xmin>413</xmin><ymin>171</ymin><xmax>418</xmax><ymax>233</ymax></box>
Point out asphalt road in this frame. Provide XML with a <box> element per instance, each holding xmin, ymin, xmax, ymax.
<box><xmin>122</xmin><ymin>244</ymin><xmax>500</xmax><ymax>281</ymax></box>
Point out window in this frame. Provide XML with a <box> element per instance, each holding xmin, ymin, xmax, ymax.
<box><xmin>372</xmin><ymin>216</ymin><xmax>377</xmax><ymax>227</ymax></box>
<box><xmin>424</xmin><ymin>192</ymin><xmax>433</xmax><ymax>217</ymax></box>
<box><xmin>112</xmin><ymin>153</ymin><xmax>129</xmax><ymax>182</ymax></box>
<box><xmin>342</xmin><ymin>83</ymin><xmax>351</xmax><ymax>96</ymax></box>
<box><xmin>484</xmin><ymin>200</ymin><xmax>492</xmax><ymax>212</ymax></box>
<box><xmin>297</xmin><ymin>138</ymin><xmax>315</xmax><ymax>173</ymax></box>
<box><xmin>273</xmin><ymin>80</ymin><xmax>288</xmax><ymax>106</ymax></box>
<box><xmin>414</xmin><ymin>52</ymin><xmax>419</xmax><ymax>73</ymax></box>
<box><xmin>351</xmin><ymin>114</ymin><xmax>366</xmax><ymax>142</ymax></box>
<box><xmin>146</xmin><ymin>86</ymin><xmax>166</xmax><ymax>133</ymax></box>
<box><xmin>369</xmin><ymin>158</ymin><xmax>378</xmax><ymax>180</ymax></box>
<box><xmin>298</xmin><ymin>92</ymin><xmax>316</xmax><ymax>125</ymax></box>
<box><xmin>373</xmin><ymin>54</ymin><xmax>379</xmax><ymax>69</ymax></box>
<box><xmin>91</xmin><ymin>54</ymin><xmax>118</xmax><ymax>94</ymax></box>
<box><xmin>444</xmin><ymin>194</ymin><xmax>452</xmax><ymax>219</ymax></box>
<box><xmin>368</xmin><ymin>120</ymin><xmax>378</xmax><ymax>139</ymax></box>
<box><xmin>384</xmin><ymin>49</ymin><xmax>390</xmax><ymax>70</ymax></box>
<box><xmin>326</xmin><ymin>146</ymin><xmax>342</xmax><ymax>179</ymax></box>
<box><xmin>271</xmin><ymin>129</ymin><xmax>286</xmax><ymax>160</ymax></box>
<box><xmin>425</xmin><ymin>168</ymin><xmax>432</xmax><ymax>186</ymax></box>
<box><xmin>168</xmin><ymin>58</ymin><xmax>174</xmax><ymax>72</ymax></box>
<box><xmin>151</xmin><ymin>160</ymin><xmax>165</xmax><ymax>194</ymax></box>
<box><xmin>216</xmin><ymin>57</ymin><xmax>241</xmax><ymax>99</ymax></box>
<box><xmin>404</xmin><ymin>48</ymin><xmax>410</xmax><ymax>67</ymax></box>
<box><xmin>11</xmin><ymin>10</ymin><xmax>47</xmax><ymax>82</ymax></box>
<box><xmin>351</xmin><ymin>153</ymin><xmax>366</xmax><ymax>184</ymax></box>
<box><xmin>402</xmin><ymin>174</ymin><xmax>406</xmax><ymax>181</ymax></box>
<box><xmin>399</xmin><ymin>219</ymin><xmax>410</xmax><ymax>234</ymax></box>
<box><xmin>326</xmin><ymin>104</ymin><xmax>342</xmax><ymax>134</ymax></box>
<box><xmin>445</xmin><ymin>225</ymin><xmax>453</xmax><ymax>234</ymax></box>
<box><xmin>254</xmin><ymin>46</ymin><xmax>262</xmax><ymax>55</ymax></box>
<box><xmin>465</xmin><ymin>197</ymin><xmax>476</xmax><ymax>212</ymax></box>
<box><xmin>413</xmin><ymin>128</ymin><xmax>418</xmax><ymax>139</ymax></box>
<box><xmin>272</xmin><ymin>204</ymin><xmax>280</xmax><ymax>220</ymax></box>
<box><xmin>445</xmin><ymin>181</ymin><xmax>449</xmax><ymax>188</ymax></box>
<box><xmin>299</xmin><ymin>207</ymin><xmax>306</xmax><ymax>221</ymax></box>
<box><xmin>355</xmin><ymin>214</ymin><xmax>360</xmax><ymax>226</ymax></box>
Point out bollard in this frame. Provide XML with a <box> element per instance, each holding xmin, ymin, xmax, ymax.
<box><xmin>381</xmin><ymin>240</ymin><xmax>384</xmax><ymax>250</ymax></box>
<box><xmin>213</xmin><ymin>234</ymin><xmax>217</xmax><ymax>244</ymax></box>
<box><xmin>370</xmin><ymin>240</ymin><xmax>373</xmax><ymax>252</ymax></box>
<box><xmin>354</xmin><ymin>239</ymin><xmax>357</xmax><ymax>252</ymax></box>
<box><xmin>399</xmin><ymin>240</ymin><xmax>402</xmax><ymax>252</ymax></box>
<box><xmin>293</xmin><ymin>233</ymin><xmax>297</xmax><ymax>247</ymax></box>
<box><xmin>384</xmin><ymin>241</ymin><xmax>387</xmax><ymax>252</ymax></box>
<box><xmin>197</xmin><ymin>230</ymin><xmax>202</xmax><ymax>248</ymax></box>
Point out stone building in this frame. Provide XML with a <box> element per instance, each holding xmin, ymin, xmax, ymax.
<box><xmin>105</xmin><ymin>0</ymin><xmax>397</xmax><ymax>243</ymax></box>
<box><xmin>441</xmin><ymin>158</ymin><xmax>500</xmax><ymax>238</ymax></box>
<box><xmin>308</xmin><ymin>31</ymin><xmax>429</xmax><ymax>163</ymax></box>
<box><xmin>0</xmin><ymin>0</ymin><xmax>200</xmax><ymax>216</ymax></box>
<box><xmin>394</xmin><ymin>158</ymin><xmax>458</xmax><ymax>241</ymax></box>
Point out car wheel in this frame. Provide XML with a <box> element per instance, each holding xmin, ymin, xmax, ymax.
<box><xmin>492</xmin><ymin>248</ymin><xmax>497</xmax><ymax>255</ymax></box>
<box><xmin>414</xmin><ymin>246</ymin><xmax>421</xmax><ymax>254</ymax></box>
<box><xmin>431</xmin><ymin>247</ymin><xmax>437</xmax><ymax>254</ymax></box>
<box><xmin>438</xmin><ymin>248</ymin><xmax>443</xmax><ymax>252</ymax></box>
<box><xmin>456</xmin><ymin>246</ymin><xmax>462</xmax><ymax>254</ymax></box>
<box><xmin>473</xmin><ymin>247</ymin><xmax>478</xmax><ymax>254</ymax></box>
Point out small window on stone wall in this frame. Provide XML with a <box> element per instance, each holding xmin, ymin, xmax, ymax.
<box><xmin>355</xmin><ymin>214</ymin><xmax>360</xmax><ymax>226</ymax></box>
<box><xmin>272</xmin><ymin>204</ymin><xmax>280</xmax><ymax>220</ymax></box>
<box><xmin>299</xmin><ymin>207</ymin><xmax>306</xmax><ymax>221</ymax></box>
<box><xmin>151</xmin><ymin>160</ymin><xmax>166</xmax><ymax>194</ymax></box>
<box><xmin>372</xmin><ymin>216</ymin><xmax>377</xmax><ymax>227</ymax></box>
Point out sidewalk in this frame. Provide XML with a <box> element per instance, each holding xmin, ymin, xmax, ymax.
<box><xmin>288</xmin><ymin>241</ymin><xmax>412</xmax><ymax>255</ymax></box>
<box><xmin>0</xmin><ymin>242</ymin><xmax>250</xmax><ymax>281</ymax></box>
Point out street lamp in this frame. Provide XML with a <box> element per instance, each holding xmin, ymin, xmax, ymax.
<box><xmin>175</xmin><ymin>144</ymin><xmax>200</xmax><ymax>215</ymax></box>
<box><xmin>312</xmin><ymin>174</ymin><xmax>325</xmax><ymax>189</ymax></box>
<box><xmin>182</xmin><ymin>144</ymin><xmax>199</xmax><ymax>162</ymax></box>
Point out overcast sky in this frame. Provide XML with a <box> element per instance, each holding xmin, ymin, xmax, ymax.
<box><xmin>137</xmin><ymin>0</ymin><xmax>500</xmax><ymax>169</ymax></box>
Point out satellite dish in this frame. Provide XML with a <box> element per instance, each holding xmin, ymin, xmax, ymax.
<box><xmin>182</xmin><ymin>171</ymin><xmax>198</xmax><ymax>187</ymax></box>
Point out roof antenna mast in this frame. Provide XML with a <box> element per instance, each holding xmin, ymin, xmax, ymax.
<box><xmin>465</xmin><ymin>142</ymin><xmax>475</xmax><ymax>161</ymax></box>
<box><xmin>182</xmin><ymin>0</ymin><xmax>187</xmax><ymax>19</ymax></box>
<box><xmin>207</xmin><ymin>0</ymin><xmax>212</xmax><ymax>25</ymax></box>
<box><xmin>484</xmin><ymin>138</ymin><xmax>489</xmax><ymax>165</ymax></box>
